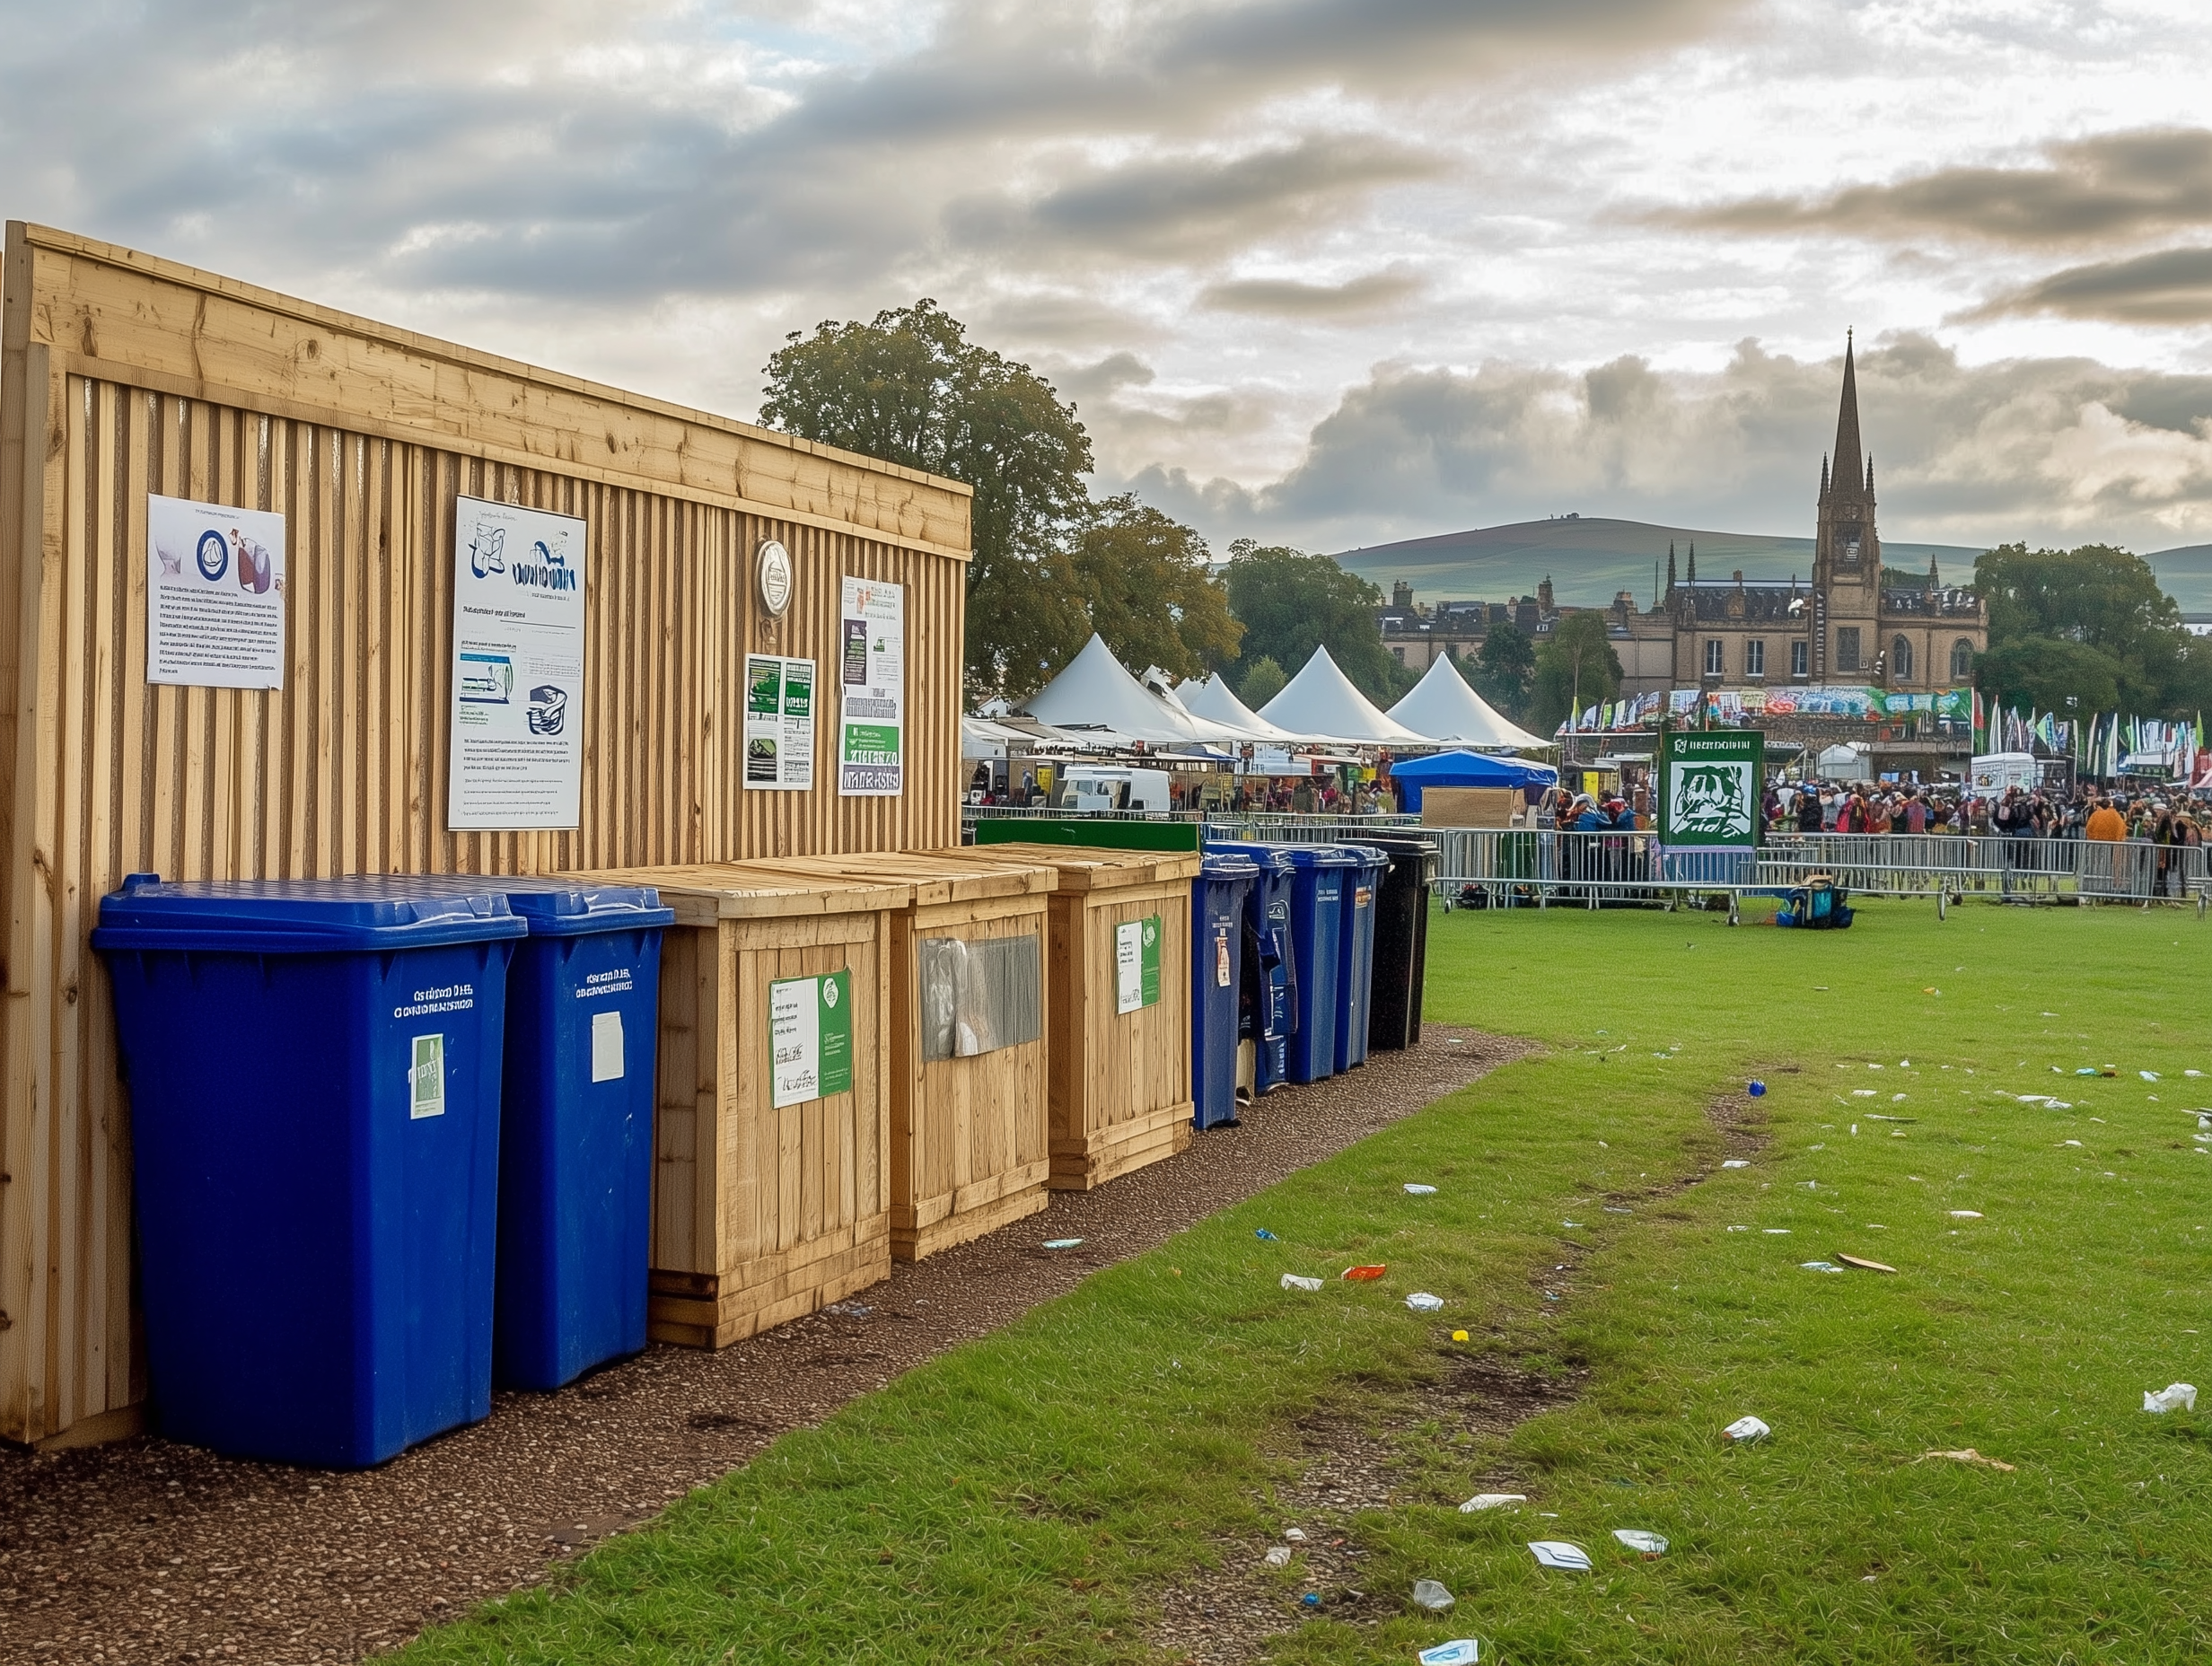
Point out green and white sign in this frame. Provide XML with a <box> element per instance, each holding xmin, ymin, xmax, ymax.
<box><xmin>838</xmin><ymin>577</ymin><xmax>904</xmax><ymax>796</ymax></box>
<box><xmin>770</xmin><ymin>969</ymin><xmax>854</xmax><ymax>1108</ymax></box>
<box><xmin>742</xmin><ymin>653</ymin><xmax>815</xmax><ymax>791</ymax></box>
<box><xmin>1661</xmin><ymin>731</ymin><xmax>1764</xmax><ymax>849</ymax></box>
<box><xmin>1115</xmin><ymin>914</ymin><xmax>1162</xmax><ymax>1015</ymax></box>
<box><xmin>409</xmin><ymin>1034</ymin><xmax>445</xmax><ymax>1119</ymax></box>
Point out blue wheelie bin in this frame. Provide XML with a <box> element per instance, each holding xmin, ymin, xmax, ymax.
<box><xmin>1331</xmin><ymin>846</ymin><xmax>1391</xmax><ymax>1073</ymax></box>
<box><xmin>1191</xmin><ymin>853</ymin><xmax>1259</xmax><ymax>1129</ymax></box>
<box><xmin>1240</xmin><ymin>845</ymin><xmax>1355</xmax><ymax>1083</ymax></box>
<box><xmin>1209</xmin><ymin>842</ymin><xmax>1297</xmax><ymax>1094</ymax></box>
<box><xmin>92</xmin><ymin>875</ymin><xmax>525</xmax><ymax>1468</ymax></box>
<box><xmin>492</xmin><ymin>885</ymin><xmax>674</xmax><ymax>1391</ymax></box>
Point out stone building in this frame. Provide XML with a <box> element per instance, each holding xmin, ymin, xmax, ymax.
<box><xmin>1374</xmin><ymin>337</ymin><xmax>1987</xmax><ymax>697</ymax></box>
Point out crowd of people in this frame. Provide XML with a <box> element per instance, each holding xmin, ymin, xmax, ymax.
<box><xmin>1761</xmin><ymin>780</ymin><xmax>2204</xmax><ymax>849</ymax></box>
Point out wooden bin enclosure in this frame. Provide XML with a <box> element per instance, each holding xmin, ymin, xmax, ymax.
<box><xmin>759</xmin><ymin>851</ymin><xmax>1058</xmax><ymax>1260</ymax></box>
<box><xmin>952</xmin><ymin>844</ymin><xmax>1199</xmax><ymax>1191</ymax></box>
<box><xmin>0</xmin><ymin>224</ymin><xmax>971</xmax><ymax>1444</ymax></box>
<box><xmin>577</xmin><ymin>865</ymin><xmax>903</xmax><ymax>1349</ymax></box>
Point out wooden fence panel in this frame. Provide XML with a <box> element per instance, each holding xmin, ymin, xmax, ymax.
<box><xmin>0</xmin><ymin>223</ymin><xmax>970</xmax><ymax>1442</ymax></box>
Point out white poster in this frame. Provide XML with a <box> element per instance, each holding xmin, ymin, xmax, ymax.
<box><xmin>744</xmin><ymin>654</ymin><xmax>816</xmax><ymax>791</ymax></box>
<box><xmin>770</xmin><ymin>970</ymin><xmax>854</xmax><ymax>1109</ymax></box>
<box><xmin>146</xmin><ymin>494</ymin><xmax>287</xmax><ymax>689</ymax></box>
<box><xmin>446</xmin><ymin>496</ymin><xmax>587</xmax><ymax>830</ymax></box>
<box><xmin>838</xmin><ymin>577</ymin><xmax>904</xmax><ymax>796</ymax></box>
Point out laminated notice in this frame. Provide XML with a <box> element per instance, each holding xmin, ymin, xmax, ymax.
<box><xmin>919</xmin><ymin>934</ymin><xmax>1041</xmax><ymax>1060</ymax></box>
<box><xmin>591</xmin><ymin>1010</ymin><xmax>625</xmax><ymax>1083</ymax></box>
<box><xmin>410</xmin><ymin>1034</ymin><xmax>445</xmax><ymax>1119</ymax></box>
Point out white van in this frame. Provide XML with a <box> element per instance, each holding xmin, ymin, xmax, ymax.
<box><xmin>1969</xmin><ymin>752</ymin><xmax>2038</xmax><ymax>794</ymax></box>
<box><xmin>1053</xmin><ymin>766</ymin><xmax>1172</xmax><ymax>813</ymax></box>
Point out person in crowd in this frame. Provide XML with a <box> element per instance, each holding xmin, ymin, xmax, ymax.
<box><xmin>2085</xmin><ymin>794</ymin><xmax>2128</xmax><ymax>842</ymax></box>
<box><xmin>1902</xmin><ymin>790</ymin><xmax>1928</xmax><ymax>834</ymax></box>
<box><xmin>1798</xmin><ymin>787</ymin><xmax>1824</xmax><ymax>834</ymax></box>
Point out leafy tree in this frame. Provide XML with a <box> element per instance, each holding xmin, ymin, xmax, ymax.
<box><xmin>1470</xmin><ymin>621</ymin><xmax>1534</xmax><ymax>718</ymax></box>
<box><xmin>1222</xmin><ymin>542</ymin><xmax>1409</xmax><ymax>706</ymax></box>
<box><xmin>1066</xmin><ymin>495</ymin><xmax>1241</xmax><ymax>681</ymax></box>
<box><xmin>1971</xmin><ymin>542</ymin><xmax>2195</xmax><ymax>715</ymax></box>
<box><xmin>1237</xmin><ymin>654</ymin><xmax>1287</xmax><ymax>709</ymax></box>
<box><xmin>760</xmin><ymin>300</ymin><xmax>1092</xmax><ymax>702</ymax></box>
<box><xmin>1528</xmin><ymin>612</ymin><xmax>1622</xmax><ymax>733</ymax></box>
<box><xmin>1972</xmin><ymin>638</ymin><xmax>2121</xmax><ymax>716</ymax></box>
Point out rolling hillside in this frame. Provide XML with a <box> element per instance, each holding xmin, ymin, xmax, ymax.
<box><xmin>1330</xmin><ymin>517</ymin><xmax>2212</xmax><ymax>611</ymax></box>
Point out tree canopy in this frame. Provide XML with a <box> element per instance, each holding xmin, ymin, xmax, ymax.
<box><xmin>1222</xmin><ymin>542</ymin><xmax>1412</xmax><ymax>706</ymax></box>
<box><xmin>1066</xmin><ymin>495</ymin><xmax>1241</xmax><ymax>682</ymax></box>
<box><xmin>1971</xmin><ymin>542</ymin><xmax>2209</xmax><ymax>718</ymax></box>
<box><xmin>760</xmin><ymin>300</ymin><xmax>1094</xmax><ymax>702</ymax></box>
<box><xmin>1529</xmin><ymin>612</ymin><xmax>1622</xmax><ymax>733</ymax></box>
<box><xmin>1469</xmin><ymin>621</ymin><xmax>1534</xmax><ymax>720</ymax></box>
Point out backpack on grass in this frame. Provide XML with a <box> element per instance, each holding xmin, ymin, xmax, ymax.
<box><xmin>1777</xmin><ymin>874</ymin><xmax>1853</xmax><ymax>930</ymax></box>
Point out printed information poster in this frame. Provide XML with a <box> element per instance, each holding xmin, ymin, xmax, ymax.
<box><xmin>743</xmin><ymin>654</ymin><xmax>816</xmax><ymax>791</ymax></box>
<box><xmin>446</xmin><ymin>496</ymin><xmax>587</xmax><ymax>830</ymax></box>
<box><xmin>838</xmin><ymin>577</ymin><xmax>904</xmax><ymax>796</ymax></box>
<box><xmin>1114</xmin><ymin>915</ymin><xmax>1162</xmax><ymax>1015</ymax></box>
<box><xmin>771</xmin><ymin>969</ymin><xmax>854</xmax><ymax>1109</ymax></box>
<box><xmin>145</xmin><ymin>494</ymin><xmax>288</xmax><ymax>689</ymax></box>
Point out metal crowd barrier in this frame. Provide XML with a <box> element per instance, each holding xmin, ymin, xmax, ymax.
<box><xmin>960</xmin><ymin>804</ymin><xmax>1421</xmax><ymax>842</ymax></box>
<box><xmin>1424</xmin><ymin>828</ymin><xmax>2209</xmax><ymax>915</ymax></box>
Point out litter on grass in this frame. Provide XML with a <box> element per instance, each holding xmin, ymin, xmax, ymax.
<box><xmin>2144</xmin><ymin>1382</ymin><xmax>2198</xmax><ymax>1414</ymax></box>
<box><xmin>1763</xmin><ymin>1228</ymin><xmax>1792</xmax><ymax>1234</ymax></box>
<box><xmin>1836</xmin><ymin>1253</ymin><xmax>1898</xmax><ymax>1273</ymax></box>
<box><xmin>1723</xmin><ymin>1159</ymin><xmax>1750</xmax><ymax>1169</ymax></box>
<box><xmin>1460</xmin><ymin>1494</ymin><xmax>1527</xmax><ymax>1513</ymax></box>
<box><xmin>1452</xmin><ymin>1329</ymin><xmax>1470</xmax><ymax>1342</ymax></box>
<box><xmin>1281</xmin><ymin>1275</ymin><xmax>1324</xmax><ymax>1293</ymax></box>
<box><xmin>1949</xmin><ymin>1210</ymin><xmax>1983</xmax><ymax>1220</ymax></box>
<box><xmin>1801</xmin><ymin>1260</ymin><xmax>1846</xmax><ymax>1273</ymax></box>
<box><xmin>1300</xmin><ymin>1591</ymin><xmax>1321</xmax><ymax>1609</ymax></box>
<box><xmin>1418</xmin><ymin>1642</ymin><xmax>1481</xmax><ymax>1666</ymax></box>
<box><xmin>1748</xmin><ymin>1080</ymin><xmax>1767</xmax><ymax>1097</ymax></box>
<box><xmin>1411</xmin><ymin>1578</ymin><xmax>1457</xmax><ymax>1610</ymax></box>
<box><xmin>1527</xmin><ymin>1541</ymin><xmax>1593</xmax><ymax>1572</ymax></box>
<box><xmin>1343</xmin><ymin>1265</ymin><xmax>1388</xmax><ymax>1282</ymax></box>
<box><xmin>2142</xmin><ymin>1071</ymin><xmax>2160</xmax><ymax>1082</ymax></box>
<box><xmin>1918</xmin><ymin>1449</ymin><xmax>2015</xmax><ymax>1472</ymax></box>
<box><xmin>1042</xmin><ymin>1239</ymin><xmax>1084</xmax><ymax>1250</ymax></box>
<box><xmin>1255</xmin><ymin>1229</ymin><xmax>1279</xmax><ymax>1241</ymax></box>
<box><xmin>1265</xmin><ymin>1546</ymin><xmax>1294</xmax><ymax>1567</ymax></box>
<box><xmin>1613</xmin><ymin>1530</ymin><xmax>1669</xmax><ymax>1556</ymax></box>
<box><xmin>1562</xmin><ymin>1219</ymin><xmax>1584</xmax><ymax>1227</ymax></box>
<box><xmin>1285</xmin><ymin>1528</ymin><xmax>1307</xmax><ymax>1541</ymax></box>
<box><xmin>1407</xmin><ymin>1293</ymin><xmax>1446</xmax><ymax>1312</ymax></box>
<box><xmin>1404</xmin><ymin>1183</ymin><xmax>1439</xmax><ymax>1196</ymax></box>
<box><xmin>1723</xmin><ymin>1416</ymin><xmax>1771</xmax><ymax>1443</ymax></box>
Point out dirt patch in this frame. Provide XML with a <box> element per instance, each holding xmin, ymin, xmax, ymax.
<box><xmin>1150</xmin><ymin>1084</ymin><xmax>1770</xmax><ymax>1664</ymax></box>
<box><xmin>0</xmin><ymin>1026</ymin><xmax>1528</xmax><ymax>1666</ymax></box>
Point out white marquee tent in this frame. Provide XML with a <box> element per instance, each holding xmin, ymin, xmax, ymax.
<box><xmin>1178</xmin><ymin>673</ymin><xmax>1313</xmax><ymax>745</ymax></box>
<box><xmin>1388</xmin><ymin>655</ymin><xmax>1551</xmax><ymax>750</ymax></box>
<box><xmin>1259</xmin><ymin>644</ymin><xmax>1429</xmax><ymax>746</ymax></box>
<box><xmin>1021</xmin><ymin>634</ymin><xmax>1251</xmax><ymax>747</ymax></box>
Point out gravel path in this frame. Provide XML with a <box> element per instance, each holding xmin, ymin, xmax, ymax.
<box><xmin>0</xmin><ymin>1027</ymin><xmax>1526</xmax><ymax>1665</ymax></box>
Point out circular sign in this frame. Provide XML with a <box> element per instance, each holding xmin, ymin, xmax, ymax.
<box><xmin>756</xmin><ymin>539</ymin><xmax>794</xmax><ymax>618</ymax></box>
<box><xmin>195</xmin><ymin>529</ymin><xmax>229</xmax><ymax>583</ymax></box>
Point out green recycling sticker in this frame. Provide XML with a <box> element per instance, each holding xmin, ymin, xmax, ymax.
<box><xmin>1116</xmin><ymin>914</ymin><xmax>1162</xmax><ymax>1015</ymax></box>
<box><xmin>771</xmin><ymin>969</ymin><xmax>853</xmax><ymax>1108</ymax></box>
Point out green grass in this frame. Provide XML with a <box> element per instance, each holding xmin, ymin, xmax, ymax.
<box><xmin>396</xmin><ymin>901</ymin><xmax>2212</xmax><ymax>1663</ymax></box>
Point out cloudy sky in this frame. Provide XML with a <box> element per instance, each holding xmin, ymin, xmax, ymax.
<box><xmin>9</xmin><ymin>0</ymin><xmax>2212</xmax><ymax>555</ymax></box>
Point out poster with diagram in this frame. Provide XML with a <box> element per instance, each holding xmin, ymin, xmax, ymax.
<box><xmin>770</xmin><ymin>969</ymin><xmax>853</xmax><ymax>1109</ymax></box>
<box><xmin>743</xmin><ymin>654</ymin><xmax>815</xmax><ymax>791</ymax></box>
<box><xmin>446</xmin><ymin>495</ymin><xmax>587</xmax><ymax>830</ymax></box>
<box><xmin>145</xmin><ymin>494</ymin><xmax>288</xmax><ymax>689</ymax></box>
<box><xmin>838</xmin><ymin>577</ymin><xmax>904</xmax><ymax>796</ymax></box>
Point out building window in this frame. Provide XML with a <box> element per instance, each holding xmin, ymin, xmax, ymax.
<box><xmin>1892</xmin><ymin>635</ymin><xmax>1914</xmax><ymax>681</ymax></box>
<box><xmin>1391</xmin><ymin>645</ymin><xmax>1405</xmax><ymax>663</ymax></box>
<box><xmin>1704</xmin><ymin>638</ymin><xmax>1725</xmax><ymax>677</ymax></box>
<box><xmin>1792</xmin><ymin>640</ymin><xmax>1808</xmax><ymax>678</ymax></box>
<box><xmin>1836</xmin><ymin>627</ymin><xmax>1861</xmax><ymax>671</ymax></box>
<box><xmin>1745</xmin><ymin>639</ymin><xmax>1765</xmax><ymax>678</ymax></box>
<box><xmin>1951</xmin><ymin>637</ymin><xmax>1974</xmax><ymax>680</ymax></box>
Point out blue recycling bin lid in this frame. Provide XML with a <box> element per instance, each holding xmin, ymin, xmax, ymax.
<box><xmin>1330</xmin><ymin>844</ymin><xmax>1393</xmax><ymax>873</ymax></box>
<box><xmin>1202</xmin><ymin>839</ymin><xmax>1295</xmax><ymax>874</ymax></box>
<box><xmin>1270</xmin><ymin>845</ymin><xmax>1360</xmax><ymax>869</ymax></box>
<box><xmin>1198</xmin><ymin>853</ymin><xmax>1260</xmax><ymax>881</ymax></box>
<box><xmin>91</xmin><ymin>873</ymin><xmax>530</xmax><ymax>953</ymax></box>
<box><xmin>496</xmin><ymin>885</ymin><xmax>675</xmax><ymax>937</ymax></box>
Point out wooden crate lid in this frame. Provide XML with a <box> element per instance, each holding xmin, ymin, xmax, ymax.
<box><xmin>750</xmin><ymin>850</ymin><xmax>1058</xmax><ymax>908</ymax></box>
<box><xmin>948</xmin><ymin>841</ymin><xmax>1203</xmax><ymax>893</ymax></box>
<box><xmin>568</xmin><ymin>863</ymin><xmax>911</xmax><ymax>925</ymax></box>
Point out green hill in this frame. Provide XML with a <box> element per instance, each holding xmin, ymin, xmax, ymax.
<box><xmin>1331</xmin><ymin>516</ymin><xmax>2212</xmax><ymax>612</ymax></box>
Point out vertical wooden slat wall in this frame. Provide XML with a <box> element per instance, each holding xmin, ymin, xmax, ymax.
<box><xmin>0</xmin><ymin>224</ymin><xmax>972</xmax><ymax>1445</ymax></box>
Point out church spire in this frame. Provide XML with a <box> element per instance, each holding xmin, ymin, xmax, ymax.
<box><xmin>1832</xmin><ymin>330</ymin><xmax>1865</xmax><ymax>495</ymax></box>
<box><xmin>1686</xmin><ymin>542</ymin><xmax>1697</xmax><ymax>583</ymax></box>
<box><xmin>1820</xmin><ymin>452</ymin><xmax>1830</xmax><ymax>499</ymax></box>
<box><xmin>1666</xmin><ymin>541</ymin><xmax>1678</xmax><ymax>591</ymax></box>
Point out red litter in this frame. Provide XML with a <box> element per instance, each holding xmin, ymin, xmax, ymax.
<box><xmin>1341</xmin><ymin>1265</ymin><xmax>1388</xmax><ymax>1282</ymax></box>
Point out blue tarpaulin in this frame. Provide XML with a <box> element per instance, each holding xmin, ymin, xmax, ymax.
<box><xmin>1389</xmin><ymin>750</ymin><xmax>1558</xmax><ymax>811</ymax></box>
